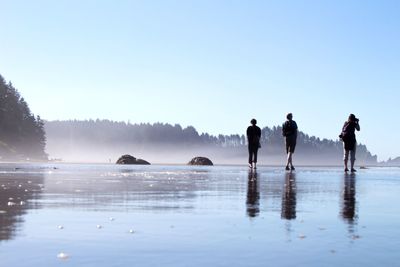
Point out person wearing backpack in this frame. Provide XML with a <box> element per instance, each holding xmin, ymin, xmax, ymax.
<box><xmin>282</xmin><ymin>113</ymin><xmax>298</xmax><ymax>171</ymax></box>
<box><xmin>339</xmin><ymin>114</ymin><xmax>360</xmax><ymax>172</ymax></box>
<box><xmin>247</xmin><ymin>119</ymin><xmax>261</xmax><ymax>169</ymax></box>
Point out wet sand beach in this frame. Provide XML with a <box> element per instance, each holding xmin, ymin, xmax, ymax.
<box><xmin>1</xmin><ymin>163</ymin><xmax>400</xmax><ymax>266</ymax></box>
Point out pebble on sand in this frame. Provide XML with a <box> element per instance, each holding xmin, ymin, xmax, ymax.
<box><xmin>298</xmin><ymin>234</ymin><xmax>307</xmax><ymax>239</ymax></box>
<box><xmin>129</xmin><ymin>229</ymin><xmax>134</xmax><ymax>234</ymax></box>
<box><xmin>57</xmin><ymin>252</ymin><xmax>69</xmax><ymax>260</ymax></box>
<box><xmin>58</xmin><ymin>225</ymin><xmax>64</xmax><ymax>229</ymax></box>
<box><xmin>97</xmin><ymin>225</ymin><xmax>102</xmax><ymax>229</ymax></box>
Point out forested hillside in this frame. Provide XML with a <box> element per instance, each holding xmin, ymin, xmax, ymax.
<box><xmin>0</xmin><ymin>74</ymin><xmax>47</xmax><ymax>161</ymax></box>
<box><xmin>45</xmin><ymin>120</ymin><xmax>377</xmax><ymax>165</ymax></box>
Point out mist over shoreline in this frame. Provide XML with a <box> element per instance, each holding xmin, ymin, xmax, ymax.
<box><xmin>45</xmin><ymin>120</ymin><xmax>378</xmax><ymax>166</ymax></box>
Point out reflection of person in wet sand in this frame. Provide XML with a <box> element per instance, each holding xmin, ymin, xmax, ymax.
<box><xmin>341</xmin><ymin>173</ymin><xmax>357</xmax><ymax>225</ymax></box>
<box><xmin>281</xmin><ymin>172</ymin><xmax>297</xmax><ymax>220</ymax></box>
<box><xmin>246</xmin><ymin>170</ymin><xmax>260</xmax><ymax>218</ymax></box>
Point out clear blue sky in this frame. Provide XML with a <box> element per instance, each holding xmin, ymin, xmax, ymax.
<box><xmin>1</xmin><ymin>0</ymin><xmax>399</xmax><ymax>160</ymax></box>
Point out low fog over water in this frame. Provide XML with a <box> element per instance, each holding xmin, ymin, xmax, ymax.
<box><xmin>45</xmin><ymin>120</ymin><xmax>377</xmax><ymax>165</ymax></box>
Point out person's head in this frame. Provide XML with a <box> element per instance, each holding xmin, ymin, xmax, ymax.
<box><xmin>348</xmin><ymin>114</ymin><xmax>358</xmax><ymax>122</ymax></box>
<box><xmin>251</xmin><ymin>119</ymin><xmax>257</xmax><ymax>125</ymax></box>
<box><xmin>286</xmin><ymin>113</ymin><xmax>293</xmax><ymax>121</ymax></box>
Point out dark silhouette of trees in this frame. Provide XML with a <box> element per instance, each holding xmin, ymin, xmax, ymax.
<box><xmin>0</xmin><ymin>74</ymin><xmax>47</xmax><ymax>160</ymax></box>
<box><xmin>45</xmin><ymin>119</ymin><xmax>377</xmax><ymax>164</ymax></box>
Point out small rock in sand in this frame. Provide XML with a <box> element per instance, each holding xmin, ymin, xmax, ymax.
<box><xmin>57</xmin><ymin>252</ymin><xmax>69</xmax><ymax>260</ymax></box>
<box><xmin>298</xmin><ymin>234</ymin><xmax>307</xmax><ymax>239</ymax></box>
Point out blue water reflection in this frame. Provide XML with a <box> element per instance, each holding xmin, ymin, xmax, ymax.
<box><xmin>0</xmin><ymin>164</ymin><xmax>400</xmax><ymax>266</ymax></box>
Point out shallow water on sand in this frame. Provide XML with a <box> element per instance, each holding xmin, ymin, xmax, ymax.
<box><xmin>1</xmin><ymin>163</ymin><xmax>400</xmax><ymax>266</ymax></box>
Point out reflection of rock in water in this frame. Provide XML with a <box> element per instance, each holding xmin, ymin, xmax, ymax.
<box><xmin>341</xmin><ymin>173</ymin><xmax>357</xmax><ymax>225</ymax></box>
<box><xmin>281</xmin><ymin>172</ymin><xmax>296</xmax><ymax>220</ymax></box>
<box><xmin>0</xmin><ymin>172</ymin><xmax>44</xmax><ymax>242</ymax></box>
<box><xmin>246</xmin><ymin>171</ymin><xmax>260</xmax><ymax>218</ymax></box>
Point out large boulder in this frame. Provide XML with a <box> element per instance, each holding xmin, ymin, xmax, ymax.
<box><xmin>116</xmin><ymin>154</ymin><xmax>150</xmax><ymax>165</ymax></box>
<box><xmin>188</xmin><ymin>157</ymin><xmax>213</xmax><ymax>166</ymax></box>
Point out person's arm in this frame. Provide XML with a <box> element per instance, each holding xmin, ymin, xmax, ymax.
<box><xmin>355</xmin><ymin>122</ymin><xmax>360</xmax><ymax>131</ymax></box>
<box><xmin>282</xmin><ymin>123</ymin><xmax>286</xmax><ymax>136</ymax></box>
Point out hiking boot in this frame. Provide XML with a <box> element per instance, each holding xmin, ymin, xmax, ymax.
<box><xmin>351</xmin><ymin>168</ymin><xmax>357</xmax><ymax>172</ymax></box>
<box><xmin>344</xmin><ymin>168</ymin><xmax>349</xmax><ymax>172</ymax></box>
<box><xmin>291</xmin><ymin>166</ymin><xmax>295</xmax><ymax>171</ymax></box>
<box><xmin>285</xmin><ymin>166</ymin><xmax>290</xmax><ymax>171</ymax></box>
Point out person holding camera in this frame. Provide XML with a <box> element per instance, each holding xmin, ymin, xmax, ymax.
<box><xmin>339</xmin><ymin>114</ymin><xmax>360</xmax><ymax>172</ymax></box>
<box><xmin>247</xmin><ymin>119</ymin><xmax>261</xmax><ymax>169</ymax></box>
<box><xmin>282</xmin><ymin>113</ymin><xmax>298</xmax><ymax>171</ymax></box>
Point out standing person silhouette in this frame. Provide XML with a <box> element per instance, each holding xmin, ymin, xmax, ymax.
<box><xmin>340</xmin><ymin>114</ymin><xmax>360</xmax><ymax>172</ymax></box>
<box><xmin>247</xmin><ymin>119</ymin><xmax>261</xmax><ymax>169</ymax></box>
<box><xmin>282</xmin><ymin>113</ymin><xmax>298</xmax><ymax>171</ymax></box>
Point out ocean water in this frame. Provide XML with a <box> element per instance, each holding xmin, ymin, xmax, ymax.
<box><xmin>0</xmin><ymin>163</ymin><xmax>400</xmax><ymax>267</ymax></box>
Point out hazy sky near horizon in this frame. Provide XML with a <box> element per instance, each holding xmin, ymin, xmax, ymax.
<box><xmin>1</xmin><ymin>0</ymin><xmax>399</xmax><ymax>160</ymax></box>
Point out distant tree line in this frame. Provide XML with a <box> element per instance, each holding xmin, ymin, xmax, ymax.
<box><xmin>45</xmin><ymin>120</ymin><xmax>378</xmax><ymax>164</ymax></box>
<box><xmin>0</xmin><ymin>74</ymin><xmax>47</xmax><ymax>160</ymax></box>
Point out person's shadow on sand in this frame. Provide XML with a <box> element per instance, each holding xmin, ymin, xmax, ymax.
<box><xmin>246</xmin><ymin>170</ymin><xmax>260</xmax><ymax>218</ymax></box>
<box><xmin>341</xmin><ymin>173</ymin><xmax>357</xmax><ymax>227</ymax></box>
<box><xmin>281</xmin><ymin>171</ymin><xmax>297</xmax><ymax>220</ymax></box>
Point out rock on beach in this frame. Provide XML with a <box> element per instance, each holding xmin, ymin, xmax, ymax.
<box><xmin>188</xmin><ymin>157</ymin><xmax>213</xmax><ymax>166</ymax></box>
<box><xmin>116</xmin><ymin>155</ymin><xmax>150</xmax><ymax>165</ymax></box>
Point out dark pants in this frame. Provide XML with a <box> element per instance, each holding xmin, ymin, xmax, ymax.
<box><xmin>248</xmin><ymin>145</ymin><xmax>259</xmax><ymax>164</ymax></box>
<box><xmin>285</xmin><ymin>135</ymin><xmax>297</xmax><ymax>154</ymax></box>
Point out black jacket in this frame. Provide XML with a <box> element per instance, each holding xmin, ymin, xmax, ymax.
<box><xmin>247</xmin><ymin>125</ymin><xmax>261</xmax><ymax>147</ymax></box>
<box><xmin>282</xmin><ymin>120</ymin><xmax>298</xmax><ymax>138</ymax></box>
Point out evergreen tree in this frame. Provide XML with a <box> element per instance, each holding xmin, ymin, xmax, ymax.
<box><xmin>0</xmin><ymin>74</ymin><xmax>47</xmax><ymax>160</ymax></box>
<box><xmin>45</xmin><ymin>119</ymin><xmax>378</xmax><ymax>164</ymax></box>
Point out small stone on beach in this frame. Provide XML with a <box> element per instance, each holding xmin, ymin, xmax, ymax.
<box><xmin>97</xmin><ymin>225</ymin><xmax>102</xmax><ymax>229</ymax></box>
<box><xmin>298</xmin><ymin>234</ymin><xmax>306</xmax><ymax>239</ymax></box>
<box><xmin>58</xmin><ymin>225</ymin><xmax>64</xmax><ymax>229</ymax></box>
<box><xmin>57</xmin><ymin>252</ymin><xmax>69</xmax><ymax>260</ymax></box>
